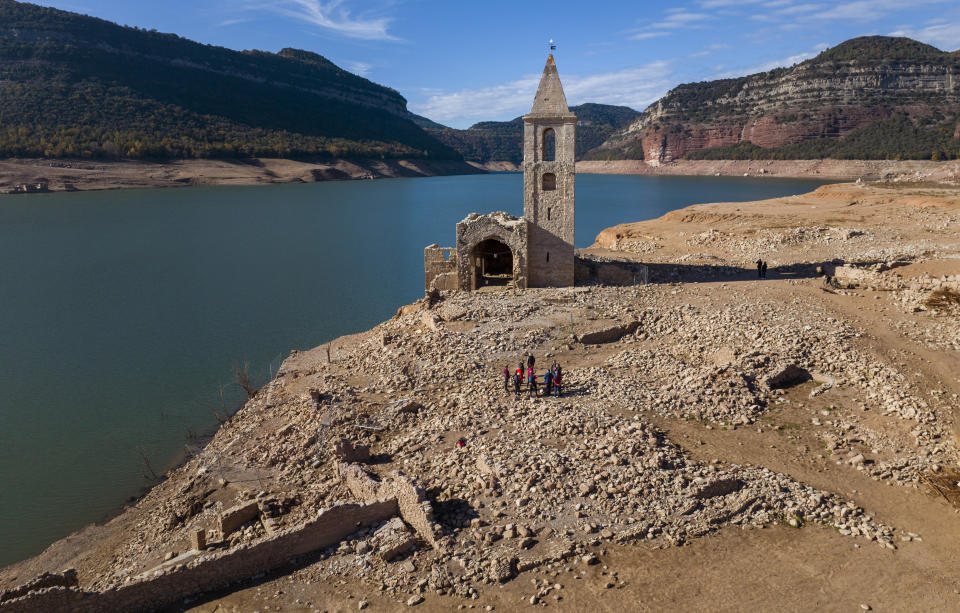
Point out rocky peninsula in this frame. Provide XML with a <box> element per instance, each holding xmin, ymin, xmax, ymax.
<box><xmin>1</xmin><ymin>181</ymin><xmax>959</xmax><ymax>612</ymax></box>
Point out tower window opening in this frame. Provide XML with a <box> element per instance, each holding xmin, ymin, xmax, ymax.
<box><xmin>542</xmin><ymin>172</ymin><xmax>556</xmax><ymax>191</ymax></box>
<box><xmin>542</xmin><ymin>128</ymin><xmax>556</xmax><ymax>161</ymax></box>
<box><xmin>547</xmin><ymin>207</ymin><xmax>551</xmax><ymax>220</ymax></box>
<box><xmin>546</xmin><ymin>252</ymin><xmax>550</xmax><ymax>263</ymax></box>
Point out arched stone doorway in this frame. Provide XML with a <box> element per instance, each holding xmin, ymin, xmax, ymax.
<box><xmin>471</xmin><ymin>239</ymin><xmax>514</xmax><ymax>290</ymax></box>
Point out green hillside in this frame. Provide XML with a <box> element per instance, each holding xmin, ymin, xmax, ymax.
<box><xmin>0</xmin><ymin>0</ymin><xmax>460</xmax><ymax>160</ymax></box>
<box><xmin>422</xmin><ymin>103</ymin><xmax>641</xmax><ymax>164</ymax></box>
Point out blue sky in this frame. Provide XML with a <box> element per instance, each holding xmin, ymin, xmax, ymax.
<box><xmin>32</xmin><ymin>0</ymin><xmax>960</xmax><ymax>128</ymax></box>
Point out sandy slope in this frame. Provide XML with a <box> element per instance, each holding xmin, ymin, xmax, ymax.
<box><xmin>0</xmin><ymin>158</ymin><xmax>483</xmax><ymax>193</ymax></box>
<box><xmin>579</xmin><ymin>159</ymin><xmax>960</xmax><ymax>182</ymax></box>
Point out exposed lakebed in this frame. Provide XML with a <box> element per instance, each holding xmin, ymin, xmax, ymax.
<box><xmin>0</xmin><ymin>172</ymin><xmax>830</xmax><ymax>566</ymax></box>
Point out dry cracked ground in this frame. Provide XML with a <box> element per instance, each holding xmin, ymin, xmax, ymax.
<box><xmin>2</xmin><ymin>182</ymin><xmax>960</xmax><ymax>612</ymax></box>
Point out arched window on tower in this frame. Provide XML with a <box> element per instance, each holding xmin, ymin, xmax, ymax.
<box><xmin>542</xmin><ymin>128</ymin><xmax>556</xmax><ymax>162</ymax></box>
<box><xmin>542</xmin><ymin>172</ymin><xmax>556</xmax><ymax>191</ymax></box>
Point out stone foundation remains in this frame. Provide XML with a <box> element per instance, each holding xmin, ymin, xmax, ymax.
<box><xmin>574</xmin><ymin>254</ymin><xmax>650</xmax><ymax>286</ymax></box>
<box><xmin>424</xmin><ymin>245</ymin><xmax>458</xmax><ymax>292</ymax></box>
<box><xmin>1</xmin><ymin>464</ymin><xmax>441</xmax><ymax>613</ymax></box>
<box><xmin>0</xmin><ymin>500</ymin><xmax>399</xmax><ymax>613</ymax></box>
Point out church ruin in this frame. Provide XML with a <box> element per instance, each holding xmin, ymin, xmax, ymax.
<box><xmin>424</xmin><ymin>54</ymin><xmax>576</xmax><ymax>292</ymax></box>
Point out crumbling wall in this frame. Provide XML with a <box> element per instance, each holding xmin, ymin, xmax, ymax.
<box><xmin>575</xmin><ymin>255</ymin><xmax>649</xmax><ymax>286</ymax></box>
<box><xmin>336</xmin><ymin>464</ymin><xmax>442</xmax><ymax>549</ymax></box>
<box><xmin>218</xmin><ymin>500</ymin><xmax>260</xmax><ymax>537</ymax></box>
<box><xmin>833</xmin><ymin>264</ymin><xmax>960</xmax><ymax>292</ymax></box>
<box><xmin>456</xmin><ymin>212</ymin><xmax>528</xmax><ymax>290</ymax></box>
<box><xmin>390</xmin><ymin>471</ymin><xmax>442</xmax><ymax>549</ymax></box>
<box><xmin>338</xmin><ymin>461</ymin><xmax>382</xmax><ymax>501</ymax></box>
<box><xmin>0</xmin><ymin>500</ymin><xmax>398</xmax><ymax>613</ymax></box>
<box><xmin>0</xmin><ymin>570</ymin><xmax>77</xmax><ymax>604</ymax></box>
<box><xmin>424</xmin><ymin>245</ymin><xmax>458</xmax><ymax>293</ymax></box>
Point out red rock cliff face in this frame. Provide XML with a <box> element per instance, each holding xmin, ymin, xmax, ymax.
<box><xmin>637</xmin><ymin>106</ymin><xmax>896</xmax><ymax>162</ymax></box>
<box><xmin>594</xmin><ymin>37</ymin><xmax>960</xmax><ymax>163</ymax></box>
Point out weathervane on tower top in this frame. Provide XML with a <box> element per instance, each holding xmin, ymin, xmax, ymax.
<box><xmin>549</xmin><ymin>39</ymin><xmax>557</xmax><ymax>53</ymax></box>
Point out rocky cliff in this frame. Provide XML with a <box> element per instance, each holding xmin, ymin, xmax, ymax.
<box><xmin>589</xmin><ymin>37</ymin><xmax>960</xmax><ymax>163</ymax></box>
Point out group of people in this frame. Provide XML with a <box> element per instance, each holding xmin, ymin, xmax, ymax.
<box><xmin>503</xmin><ymin>354</ymin><xmax>563</xmax><ymax>398</ymax></box>
<box><xmin>755</xmin><ymin>259</ymin><xmax>769</xmax><ymax>279</ymax></box>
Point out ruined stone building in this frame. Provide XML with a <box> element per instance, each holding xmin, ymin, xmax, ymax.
<box><xmin>424</xmin><ymin>55</ymin><xmax>576</xmax><ymax>292</ymax></box>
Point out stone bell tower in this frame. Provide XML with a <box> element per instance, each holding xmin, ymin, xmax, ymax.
<box><xmin>523</xmin><ymin>54</ymin><xmax>576</xmax><ymax>288</ymax></box>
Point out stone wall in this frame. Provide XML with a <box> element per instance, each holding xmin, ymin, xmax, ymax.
<box><xmin>455</xmin><ymin>212</ymin><xmax>528</xmax><ymax>291</ymax></box>
<box><xmin>0</xmin><ymin>500</ymin><xmax>398</xmax><ymax>613</ymax></box>
<box><xmin>424</xmin><ymin>245</ymin><xmax>458</xmax><ymax>293</ymax></box>
<box><xmin>0</xmin><ymin>571</ymin><xmax>77</xmax><ymax>604</ymax></box>
<box><xmin>390</xmin><ymin>471</ymin><xmax>442</xmax><ymax>549</ymax></box>
<box><xmin>574</xmin><ymin>255</ymin><xmax>649</xmax><ymax>286</ymax></box>
<box><xmin>336</xmin><ymin>463</ymin><xmax>442</xmax><ymax>550</ymax></box>
<box><xmin>523</xmin><ymin>118</ymin><xmax>576</xmax><ymax>288</ymax></box>
<box><xmin>833</xmin><ymin>265</ymin><xmax>960</xmax><ymax>292</ymax></box>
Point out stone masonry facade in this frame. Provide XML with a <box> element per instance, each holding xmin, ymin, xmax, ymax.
<box><xmin>523</xmin><ymin>54</ymin><xmax>576</xmax><ymax>288</ymax></box>
<box><xmin>424</xmin><ymin>54</ymin><xmax>576</xmax><ymax>292</ymax></box>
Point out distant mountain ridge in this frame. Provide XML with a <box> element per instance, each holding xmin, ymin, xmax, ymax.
<box><xmin>415</xmin><ymin>103</ymin><xmax>642</xmax><ymax>164</ymax></box>
<box><xmin>0</xmin><ymin>0</ymin><xmax>459</xmax><ymax>160</ymax></box>
<box><xmin>588</xmin><ymin>36</ymin><xmax>960</xmax><ymax>162</ymax></box>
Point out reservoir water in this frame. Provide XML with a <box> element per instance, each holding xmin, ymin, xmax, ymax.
<box><xmin>0</xmin><ymin>172</ymin><xmax>831</xmax><ymax>566</ymax></box>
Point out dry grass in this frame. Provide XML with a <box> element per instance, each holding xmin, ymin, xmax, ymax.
<box><xmin>923</xmin><ymin>469</ymin><xmax>960</xmax><ymax>509</ymax></box>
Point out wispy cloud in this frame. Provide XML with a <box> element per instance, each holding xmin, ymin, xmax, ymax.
<box><xmin>701</xmin><ymin>0</ymin><xmax>949</xmax><ymax>24</ymax></box>
<box><xmin>344</xmin><ymin>60</ymin><xmax>373</xmax><ymax>76</ymax></box>
<box><xmin>218</xmin><ymin>18</ymin><xmax>252</xmax><ymax>27</ymax></box>
<box><xmin>243</xmin><ymin>0</ymin><xmax>398</xmax><ymax>41</ymax></box>
<box><xmin>697</xmin><ymin>0</ymin><xmax>768</xmax><ymax>8</ymax></box>
<box><xmin>810</xmin><ymin>0</ymin><xmax>944</xmax><ymax>21</ymax></box>
<box><xmin>411</xmin><ymin>62</ymin><xmax>674</xmax><ymax>128</ymax></box>
<box><xmin>713</xmin><ymin>49</ymin><xmax>819</xmax><ymax>78</ymax></box>
<box><xmin>628</xmin><ymin>8</ymin><xmax>713</xmax><ymax>41</ymax></box>
<box><xmin>630</xmin><ymin>31</ymin><xmax>671</xmax><ymax>40</ymax></box>
<box><xmin>651</xmin><ymin>11</ymin><xmax>713</xmax><ymax>28</ymax></box>
<box><xmin>890</xmin><ymin>22</ymin><xmax>960</xmax><ymax>50</ymax></box>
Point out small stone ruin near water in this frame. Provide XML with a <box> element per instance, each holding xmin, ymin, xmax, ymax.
<box><xmin>425</xmin><ymin>54</ymin><xmax>579</xmax><ymax>292</ymax></box>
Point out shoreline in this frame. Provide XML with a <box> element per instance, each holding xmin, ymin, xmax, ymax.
<box><xmin>577</xmin><ymin>158</ymin><xmax>960</xmax><ymax>182</ymax></box>
<box><xmin>2</xmin><ymin>181</ymin><xmax>959</xmax><ymax>612</ymax></box>
<box><xmin>0</xmin><ymin>157</ymin><xmax>484</xmax><ymax>194</ymax></box>
<box><xmin>3</xmin><ymin>157</ymin><xmax>960</xmax><ymax>196</ymax></box>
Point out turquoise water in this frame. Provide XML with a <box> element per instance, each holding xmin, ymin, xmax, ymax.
<box><xmin>0</xmin><ymin>172</ymin><xmax>830</xmax><ymax>566</ymax></box>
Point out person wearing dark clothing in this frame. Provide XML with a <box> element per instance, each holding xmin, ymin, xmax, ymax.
<box><xmin>513</xmin><ymin>373</ymin><xmax>521</xmax><ymax>396</ymax></box>
<box><xmin>544</xmin><ymin>370</ymin><xmax>553</xmax><ymax>396</ymax></box>
<box><xmin>554</xmin><ymin>365</ymin><xmax>563</xmax><ymax>397</ymax></box>
<box><xmin>527</xmin><ymin>354</ymin><xmax>535</xmax><ymax>370</ymax></box>
<box><xmin>527</xmin><ymin>367</ymin><xmax>537</xmax><ymax>396</ymax></box>
<box><xmin>761</xmin><ymin>261</ymin><xmax>768</xmax><ymax>278</ymax></box>
<box><xmin>503</xmin><ymin>366</ymin><xmax>510</xmax><ymax>391</ymax></box>
<box><xmin>756</xmin><ymin>259</ymin><xmax>763</xmax><ymax>279</ymax></box>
